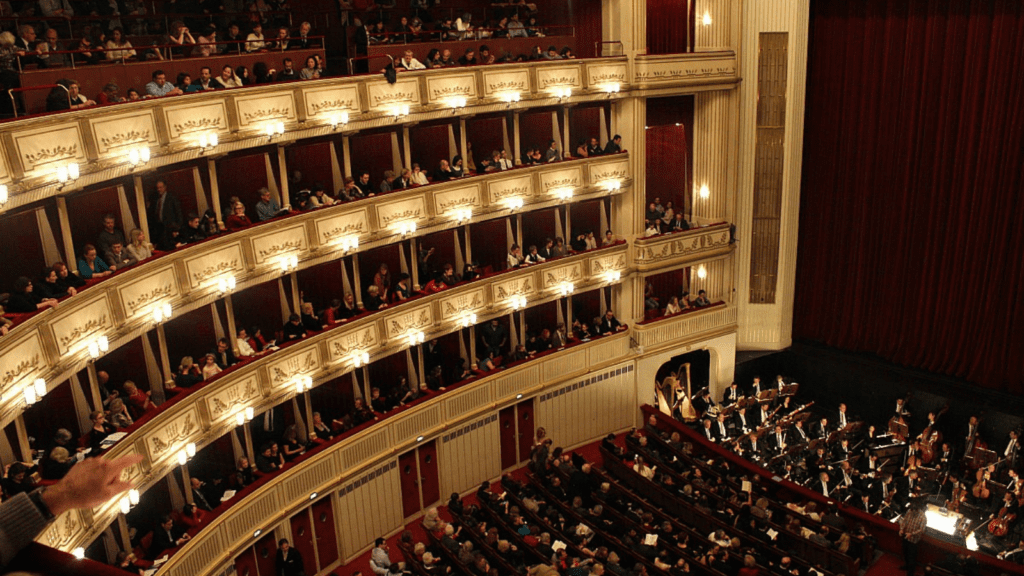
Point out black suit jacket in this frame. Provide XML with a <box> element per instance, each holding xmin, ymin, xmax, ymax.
<box><xmin>276</xmin><ymin>547</ymin><xmax>306</xmax><ymax>576</ymax></box>
<box><xmin>150</xmin><ymin>191</ymin><xmax>184</xmax><ymax>230</ymax></box>
<box><xmin>150</xmin><ymin>525</ymin><xmax>185</xmax><ymax>557</ymax></box>
<box><xmin>600</xmin><ymin>317</ymin><xmax>621</xmax><ymax>334</ymax></box>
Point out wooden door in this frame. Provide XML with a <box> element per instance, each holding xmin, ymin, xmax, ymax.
<box><xmin>312</xmin><ymin>497</ymin><xmax>339</xmax><ymax>569</ymax></box>
<box><xmin>289</xmin><ymin>509</ymin><xmax>317</xmax><ymax>576</ymax></box>
<box><xmin>417</xmin><ymin>440</ymin><xmax>441</xmax><ymax>508</ymax></box>
<box><xmin>398</xmin><ymin>449</ymin><xmax>421</xmax><ymax>518</ymax></box>
<box><xmin>233</xmin><ymin>547</ymin><xmax>259</xmax><ymax>576</ymax></box>
<box><xmin>499</xmin><ymin>406</ymin><xmax>518</xmax><ymax>470</ymax></box>
<box><xmin>253</xmin><ymin>531</ymin><xmax>278</xmax><ymax>576</ymax></box>
<box><xmin>516</xmin><ymin>398</ymin><xmax>535</xmax><ymax>464</ymax></box>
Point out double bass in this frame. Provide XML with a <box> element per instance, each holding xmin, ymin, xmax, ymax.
<box><xmin>946</xmin><ymin>481</ymin><xmax>967</xmax><ymax>513</ymax></box>
<box><xmin>919</xmin><ymin>404</ymin><xmax>948</xmax><ymax>465</ymax></box>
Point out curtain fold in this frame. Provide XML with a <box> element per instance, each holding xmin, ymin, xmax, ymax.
<box><xmin>795</xmin><ymin>0</ymin><xmax>1024</xmax><ymax>393</ymax></box>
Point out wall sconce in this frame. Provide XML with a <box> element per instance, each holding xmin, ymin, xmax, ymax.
<box><xmin>453</xmin><ymin>208</ymin><xmax>472</xmax><ymax>223</ymax></box>
<box><xmin>279</xmin><ymin>254</ymin><xmax>299</xmax><ymax>273</ymax></box>
<box><xmin>604</xmin><ymin>270</ymin><xmax>622</xmax><ymax>284</ymax></box>
<box><xmin>553</xmin><ymin>187</ymin><xmax>574</xmax><ymax>202</ymax></box>
<box><xmin>23</xmin><ymin>378</ymin><xmax>46</xmax><ymax>406</ymax></box>
<box><xmin>72</xmin><ymin>548</ymin><xmax>85</xmax><ymax>560</ymax></box>
<box><xmin>602</xmin><ymin>180</ymin><xmax>622</xmax><ymax>192</ymax></box>
<box><xmin>697</xmin><ymin>264</ymin><xmax>707</xmax><ymax>280</ymax></box>
<box><xmin>339</xmin><ymin>236</ymin><xmax>359</xmax><ymax>253</ymax></box>
<box><xmin>128</xmin><ymin>147</ymin><xmax>151</xmax><ymax>166</ymax></box>
<box><xmin>198</xmin><ymin>133</ymin><xmax>219</xmax><ymax>150</ymax></box>
<box><xmin>509</xmin><ymin>294</ymin><xmax>528</xmax><ymax>310</ymax></box>
<box><xmin>505</xmin><ymin>197</ymin><xmax>524</xmax><ymax>211</ymax></box>
<box><xmin>551</xmin><ymin>87</ymin><xmax>572</xmax><ymax>99</ymax></box>
<box><xmin>152</xmin><ymin>302</ymin><xmax>172</xmax><ymax>323</ymax></box>
<box><xmin>56</xmin><ymin>163</ymin><xmax>80</xmax><ymax>185</ymax></box>
<box><xmin>446</xmin><ymin>96</ymin><xmax>468</xmax><ymax>112</ymax></box>
<box><xmin>87</xmin><ymin>335</ymin><xmax>110</xmax><ymax>359</ymax></box>
<box><xmin>395</xmin><ymin>221</ymin><xmax>417</xmax><ymax>237</ymax></box>
<box><xmin>0</xmin><ymin>184</ymin><xmax>7</xmax><ymax>207</ymax></box>
<box><xmin>391</xmin><ymin>104</ymin><xmax>411</xmax><ymax>120</ymax></box>
<box><xmin>500</xmin><ymin>92</ymin><xmax>521</xmax><ymax>107</ymax></box>
<box><xmin>119</xmin><ymin>488</ymin><xmax>140</xmax><ymax>514</ymax></box>
<box><xmin>352</xmin><ymin>351</ymin><xmax>370</xmax><ymax>368</ymax></box>
<box><xmin>699</xmin><ymin>184</ymin><xmax>710</xmax><ymax>200</ymax></box>
<box><xmin>295</xmin><ymin>375</ymin><xmax>313</xmax><ymax>394</ymax></box>
<box><xmin>265</xmin><ymin>121</ymin><xmax>286</xmax><ymax>139</ymax></box>
<box><xmin>702</xmin><ymin>11</ymin><xmax>712</xmax><ymax>26</ymax></box>
<box><xmin>217</xmin><ymin>276</ymin><xmax>237</xmax><ymax>294</ymax></box>
<box><xmin>234</xmin><ymin>406</ymin><xmax>255</xmax><ymax>426</ymax></box>
<box><xmin>407</xmin><ymin>330</ymin><xmax>425</xmax><ymax>346</ymax></box>
<box><xmin>600</xmin><ymin>83</ymin><xmax>621</xmax><ymax>94</ymax></box>
<box><xmin>177</xmin><ymin>442</ymin><xmax>196</xmax><ymax>465</ymax></box>
<box><xmin>459</xmin><ymin>311</ymin><xmax>477</xmax><ymax>328</ymax></box>
<box><xmin>330</xmin><ymin>112</ymin><xmax>350</xmax><ymax>129</ymax></box>
<box><xmin>558</xmin><ymin>282</ymin><xmax>575</xmax><ymax>297</ymax></box>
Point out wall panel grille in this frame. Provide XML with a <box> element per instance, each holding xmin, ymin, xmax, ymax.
<box><xmin>337</xmin><ymin>460</ymin><xmax>401</xmax><ymax>561</ymax></box>
<box><xmin>537</xmin><ymin>364</ymin><xmax>635</xmax><ymax>449</ymax></box>
<box><xmin>749</xmin><ymin>32</ymin><xmax>788</xmax><ymax>304</ymax></box>
<box><xmin>438</xmin><ymin>414</ymin><xmax>500</xmax><ymax>497</ymax></box>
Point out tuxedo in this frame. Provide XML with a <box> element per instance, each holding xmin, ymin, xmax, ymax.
<box><xmin>749</xmin><ymin>382</ymin><xmax>764</xmax><ymax>398</ymax></box>
<box><xmin>722</xmin><ymin>386</ymin><xmax>741</xmax><ymax>406</ymax></box>
<box><xmin>701</xmin><ymin>425</ymin><xmax>715</xmax><ymax>442</ymax></box>
<box><xmin>150</xmin><ymin>524</ymin><xmax>186</xmax><ymax>557</ymax></box>
<box><xmin>744</xmin><ymin>438</ymin><xmax>764</xmax><ymax>460</ymax></box>
<box><xmin>600</xmin><ymin>316</ymin><xmax>622</xmax><ymax>334</ymax></box>
<box><xmin>813</xmin><ymin>479</ymin><xmax>831</xmax><ymax>498</ymax></box>
<box><xmin>713</xmin><ymin>419</ymin><xmax>729</xmax><ymax>441</ymax></box>
<box><xmin>276</xmin><ymin>547</ymin><xmax>306</xmax><ymax>576</ymax></box>
<box><xmin>733</xmin><ymin>411</ymin><xmax>751</xmax><ymax>434</ymax></box>
<box><xmin>836</xmin><ymin>410</ymin><xmax>850</xmax><ymax>429</ymax></box>
<box><xmin>770</xmin><ymin>431</ymin><xmax>788</xmax><ymax>454</ymax></box>
<box><xmin>790</xmin><ymin>425</ymin><xmax>809</xmax><ymax>444</ymax></box>
<box><xmin>812</xmin><ymin>421</ymin><xmax>831</xmax><ymax>440</ymax></box>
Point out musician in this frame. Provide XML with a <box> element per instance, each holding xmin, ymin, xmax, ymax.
<box><xmin>700</xmin><ymin>419</ymin><xmax>716</xmax><ymax>442</ymax></box>
<box><xmin>770</xmin><ymin>425</ymin><xmax>788</xmax><ymax>456</ymax></box>
<box><xmin>874</xmin><ymin>474</ymin><xmax>895</xmax><ymax>506</ymax></box>
<box><xmin>756</xmin><ymin>403</ymin><xmax>772</xmax><ymax>428</ymax></box>
<box><xmin>859</xmin><ymin>493</ymin><xmax>876</xmax><ymax>514</ymax></box>
<box><xmin>1007</xmin><ymin>468</ymin><xmax>1020</xmax><ymax>495</ymax></box>
<box><xmin>860</xmin><ymin>453</ymin><xmax>881</xmax><ymax>478</ymax></box>
<box><xmin>897</xmin><ymin>470</ymin><xmax>922</xmax><ymax>505</ymax></box>
<box><xmin>894</xmin><ymin>397</ymin><xmax>910</xmax><ymax>418</ymax></box>
<box><xmin>836</xmin><ymin>403</ymin><xmax>850</xmax><ymax>430</ymax></box>
<box><xmin>836</xmin><ymin>461</ymin><xmax>858</xmax><ymax>499</ymax></box>
<box><xmin>812</xmin><ymin>471</ymin><xmax>832</xmax><ymax>498</ymax></box>
<box><xmin>748</xmin><ymin>376</ymin><xmax>763</xmax><ymax>398</ymax></box>
<box><xmin>1004</xmin><ymin>430</ymin><xmax>1019</xmax><ymax>469</ymax></box>
<box><xmin>965</xmin><ymin>415</ymin><xmax>980</xmax><ymax>450</ymax></box>
<box><xmin>713</xmin><ymin>413</ymin><xmax>730</xmax><ymax>441</ymax></box>
<box><xmin>812</xmin><ymin>417</ymin><xmax>831</xmax><ymax>441</ymax></box>
<box><xmin>918</xmin><ymin>412</ymin><xmax>940</xmax><ymax>438</ymax></box>
<box><xmin>744</xmin><ymin>433</ymin><xmax>765</xmax><ymax>462</ymax></box>
<box><xmin>989</xmin><ymin>491</ymin><xmax>1019</xmax><ymax>537</ymax></box>
<box><xmin>936</xmin><ymin>442</ymin><xmax>956</xmax><ymax>471</ymax></box>
<box><xmin>774</xmin><ymin>374</ymin><xmax>787</xmax><ymax>392</ymax></box>
<box><xmin>832</xmin><ymin>438</ymin><xmax>852</xmax><ymax>462</ymax></box>
<box><xmin>692</xmin><ymin>390</ymin><xmax>713</xmax><ymax>419</ymax></box>
<box><xmin>998</xmin><ymin>539</ymin><xmax>1024</xmax><ymax>564</ymax></box>
<box><xmin>721</xmin><ymin>382</ymin><xmax>742</xmax><ymax>406</ymax></box>
<box><xmin>790</xmin><ymin>420</ymin><xmax>810</xmax><ymax>444</ymax></box>
<box><xmin>733</xmin><ymin>407</ymin><xmax>752</xmax><ymax>435</ymax></box>
<box><xmin>808</xmin><ymin>446</ymin><xmax>830</xmax><ymax>478</ymax></box>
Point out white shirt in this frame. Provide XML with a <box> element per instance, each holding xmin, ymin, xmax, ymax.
<box><xmin>237</xmin><ymin>337</ymin><xmax>256</xmax><ymax>356</ymax></box>
<box><xmin>400</xmin><ymin>57</ymin><xmax>426</xmax><ymax>70</ymax></box>
<box><xmin>1006</xmin><ymin>438</ymin><xmax>1017</xmax><ymax>457</ymax></box>
<box><xmin>839</xmin><ymin>411</ymin><xmax>847</xmax><ymax>427</ymax></box>
<box><xmin>246</xmin><ymin>32</ymin><xmax>266</xmax><ymax>52</ymax></box>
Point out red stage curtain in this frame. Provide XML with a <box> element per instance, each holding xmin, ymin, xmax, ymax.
<box><xmin>795</xmin><ymin>0</ymin><xmax>1024</xmax><ymax>393</ymax></box>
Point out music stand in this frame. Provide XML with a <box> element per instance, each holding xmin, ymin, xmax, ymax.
<box><xmin>808</xmin><ymin>439</ymin><xmax>826</xmax><ymax>453</ymax></box>
<box><xmin>888</xmin><ymin>417</ymin><xmax>909</xmax><ymax>440</ymax></box>
<box><xmin>826</xmin><ymin>430</ymin><xmax>845</xmax><ymax>445</ymax></box>
<box><xmin>781</xmin><ymin>383</ymin><xmax>800</xmax><ymax>396</ymax></box>
<box><xmin>758</xmin><ymin>389</ymin><xmax>778</xmax><ymax>403</ymax></box>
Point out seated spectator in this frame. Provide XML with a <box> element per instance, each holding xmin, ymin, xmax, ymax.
<box><xmin>354</xmin><ymin>172</ymin><xmax>374</xmax><ymax>197</ymax></box>
<box><xmin>213</xmin><ymin>337</ymin><xmax>239</xmax><ymax>368</ymax></box>
<box><xmin>307</xmin><ymin>184</ymin><xmax>335</xmax><ymax>208</ymax></box>
<box><xmin>586</xmin><ymin>137</ymin><xmax>603</xmax><ymax>157</ymax></box>
<box><xmin>661</xmin><ymin>201</ymin><xmax>676</xmax><ymax>225</ymax></box>
<box><xmin>561</xmin><ymin>47</ymin><xmax>576</xmax><ymax>59</ymax></box>
<box><xmin>174</xmin><ymin>72</ymin><xmax>192</xmax><ymax>92</ymax></box>
<box><xmin>126</xmin><ymin>88</ymin><xmax>141</xmax><ymax>100</ymax></box>
<box><xmin>246</xmin><ymin>23</ymin><xmax>267</xmax><ymax>52</ymax></box>
<box><xmin>223</xmin><ymin>22</ymin><xmax>244</xmax><ymax>52</ymax></box>
<box><xmin>268</xmin><ymin>26</ymin><xmax>289</xmax><ymax>51</ymax></box>
<box><xmin>150</xmin><ymin>515</ymin><xmax>190</xmax><ymax>557</ymax></box>
<box><xmin>283</xmin><ymin>313</ymin><xmax>308</xmax><ymax>342</ymax></box>
<box><xmin>585</xmin><ymin>231</ymin><xmax>598</xmax><ymax>250</ymax></box>
<box><xmin>37</xmin><ymin>28</ymin><xmax>68</xmax><ymax>67</ymax></box>
<box><xmin>195</xmin><ymin>26</ymin><xmax>217</xmax><ymax>57</ymax></box>
<box><xmin>434</xmin><ymin>159</ymin><xmax>456</xmax><ymax>182</ymax></box>
<box><xmin>247</xmin><ymin>325</ymin><xmax>275</xmax><ymax>352</ymax></box>
<box><xmin>95</xmin><ymin>213</ymin><xmax>127</xmax><ymax>256</ymax></box>
<box><xmin>255</xmin><ymin>187</ymin><xmax>286</xmax><ymax>221</ymax></box>
<box><xmin>507</xmin><ymin>244</ymin><xmax>524</xmax><ymax>269</ymax></box>
<box><xmin>211</xmin><ymin>64</ymin><xmax>241</xmax><ymax>89</ymax></box>
<box><xmin>281</xmin><ymin>425</ymin><xmax>306</xmax><ymax>461</ymax></box>
<box><xmin>545</xmin><ymin>140</ymin><xmax>562</xmax><ymax>162</ymax></box>
<box><xmin>457</xmin><ymin>47</ymin><xmax>477</xmax><ymax>66</ymax></box>
<box><xmin>425</xmin><ymin>49</ymin><xmax>443</xmax><ymax>68</ymax></box>
<box><xmin>604</xmin><ymin>134</ymin><xmax>623</xmax><ymax>154</ymax></box>
<box><xmin>78</xmin><ymin>244</ymin><xmax>115</xmax><ymax>279</ymax></box>
<box><xmin>524</xmin><ymin>245</ymin><xmax>545</xmax><ymax>264</ymax></box>
<box><xmin>669</xmin><ymin>212</ymin><xmax>690</xmax><ymax>232</ymax></box>
<box><xmin>300</xmin><ymin>55</ymin><xmax>320</xmax><ymax>79</ymax></box>
<box><xmin>300</xmin><ymin>302</ymin><xmax>324</xmax><ymax>332</ymax></box>
<box><xmin>126</xmin><ymin>228</ymin><xmax>153</xmax><ymax>262</ymax></box>
<box><xmin>451</xmin><ymin>155</ymin><xmax>466</xmax><ymax>177</ymax></box>
<box><xmin>694</xmin><ymin>289</ymin><xmax>711</xmax><ymax>307</ymax></box>
<box><xmin>40</xmin><ymin>0</ymin><xmax>74</xmax><ymax>18</ymax></box>
<box><xmin>122</xmin><ymin>381</ymin><xmax>155</xmax><ymax>418</ymax></box>
<box><xmin>599</xmin><ymin>309</ymin><xmax>623</xmax><ymax>334</ymax></box>
<box><xmin>179</xmin><ymin>502</ymin><xmax>206</xmax><ymax>530</ymax></box>
<box><xmin>665</xmin><ymin>296</ymin><xmax>683</xmax><ymax>316</ymax></box>
<box><xmin>393</xmin><ymin>273</ymin><xmax>412</xmax><ymax>302</ymax></box>
<box><xmin>253</xmin><ymin>61</ymin><xmax>276</xmax><ymax>84</ymax></box>
<box><xmin>331</xmin><ymin>293</ymin><xmax>362</xmax><ymax>322</ymax></box>
<box><xmin>109</xmin><ymin>398</ymin><xmax>134</xmax><ymax>429</ymax></box>
<box><xmin>37</xmin><ymin>267</ymin><xmax>75</xmax><ymax>299</ymax></box>
<box><xmin>644</xmin><ymin>221</ymin><xmax>660</xmax><ymax>237</ymax></box>
<box><xmin>236</xmin><ymin>456</ymin><xmax>257</xmax><ymax>488</ymax></box>
<box><xmin>97</xmin><ymin>83</ymin><xmax>124</xmax><ymax>104</ymax></box>
<box><xmin>105</xmin><ymin>241</ymin><xmax>137</xmax><ymax>269</ymax></box>
<box><xmin>7</xmin><ymin>276</ymin><xmax>58</xmax><ymax>312</ymax></box>
<box><xmin>145</xmin><ymin>69</ymin><xmax>184</xmax><ymax>97</ymax></box>
<box><xmin>278</xmin><ymin>57</ymin><xmax>298</xmax><ymax>81</ymax></box>
<box><xmin>201</xmin><ymin>352</ymin><xmax>222</xmax><ymax>379</ymax></box>
<box><xmin>397</xmin><ymin>49</ymin><xmax>425</xmax><ymax>70</ymax></box>
<box><xmin>42</xmin><ymin>446</ymin><xmax>76</xmax><ymax>480</ymax></box>
<box><xmin>236</xmin><ymin>65</ymin><xmax>253</xmax><ymax>86</ymax></box>
<box><xmin>46</xmin><ymin>79</ymin><xmax>96</xmax><ymax>112</ymax></box>
<box><xmin>175</xmin><ymin>356</ymin><xmax>203</xmax><ymax>388</ymax></box>
<box><xmin>87</xmin><ymin>409</ymin><xmax>114</xmax><ymax>453</ymax></box>
<box><xmin>50</xmin><ymin>261</ymin><xmax>85</xmax><ymax>296</ymax></box>
<box><xmin>379</xmin><ymin>170</ymin><xmax>397</xmax><ymax>193</ymax></box>
<box><xmin>165</xmin><ymin>21</ymin><xmax>195</xmax><ymax>57</ymax></box>
<box><xmin>177</xmin><ymin>213</ymin><xmax>207</xmax><ymax>246</ymax></box>
<box><xmin>255</xmin><ymin>442</ymin><xmax>280</xmax><ymax>474</ymax></box>
<box><xmin>364</xmin><ymin>285</ymin><xmax>387</xmax><ymax>311</ymax></box>
<box><xmin>570</xmin><ymin>232</ymin><xmax>587</xmax><ymax>252</ymax></box>
<box><xmin>310</xmin><ymin>412</ymin><xmax>333</xmax><ymax>443</ymax></box>
<box><xmin>225</xmin><ymin>201</ymin><xmax>254</xmax><ymax>230</ymax></box>
<box><xmin>1</xmin><ymin>462</ymin><xmax>36</xmax><ymax>499</ymax></box>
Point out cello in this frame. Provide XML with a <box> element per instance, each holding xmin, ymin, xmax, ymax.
<box><xmin>973</xmin><ymin>470</ymin><xmax>991</xmax><ymax>500</ymax></box>
<box><xmin>989</xmin><ymin>493</ymin><xmax>1017</xmax><ymax>537</ymax></box>
<box><xmin>919</xmin><ymin>404</ymin><xmax>948</xmax><ymax>465</ymax></box>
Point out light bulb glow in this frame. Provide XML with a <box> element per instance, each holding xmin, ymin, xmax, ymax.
<box><xmin>128</xmin><ymin>149</ymin><xmax>140</xmax><ymax>165</ymax></box>
<box><xmin>177</xmin><ymin>450</ymin><xmax>187</xmax><ymax>466</ymax></box>
<box><xmin>199</xmin><ymin>134</ymin><xmax>208</xmax><ymax>148</ymax></box>
<box><xmin>129</xmin><ymin>489</ymin><xmax>140</xmax><ymax>505</ymax></box>
<box><xmin>506</xmin><ymin>197</ymin><xmax>524</xmax><ymax>211</ymax></box>
<box><xmin>72</xmin><ymin>548</ymin><xmax>85</xmax><ymax>560</ymax></box>
<box><xmin>454</xmin><ymin>208</ymin><xmax>472</xmax><ymax>223</ymax></box>
<box><xmin>699</xmin><ymin>184</ymin><xmax>710</xmax><ymax>199</ymax></box>
<box><xmin>57</xmin><ymin>165</ymin><xmax>69</xmax><ymax>183</ymax></box>
<box><xmin>601</xmin><ymin>83</ymin><xmax>621</xmax><ymax>94</ymax></box>
<box><xmin>34</xmin><ymin>378</ymin><xmax>46</xmax><ymax>398</ymax></box>
<box><xmin>245</xmin><ymin>407</ymin><xmax>254</xmax><ymax>421</ymax></box>
<box><xmin>0</xmin><ymin>184</ymin><xmax>8</xmax><ymax>205</ymax></box>
<box><xmin>603</xmin><ymin>180</ymin><xmax>622</xmax><ymax>192</ymax></box>
<box><xmin>697</xmin><ymin>265</ymin><xmax>707</xmax><ymax>280</ymax></box>
<box><xmin>140</xmin><ymin>147</ymin><xmax>151</xmax><ymax>162</ymax></box>
<box><xmin>185</xmin><ymin>442</ymin><xmax>196</xmax><ymax>458</ymax></box>
<box><xmin>236</xmin><ymin>411</ymin><xmax>245</xmax><ymax>426</ymax></box>
<box><xmin>341</xmin><ymin>111</ymin><xmax>349</xmax><ymax>124</ymax></box>
<box><xmin>23</xmin><ymin>385</ymin><xmax>37</xmax><ymax>405</ymax></box>
<box><xmin>209</xmin><ymin>133</ymin><xmax>219</xmax><ymax>147</ymax></box>
<box><xmin>500</xmin><ymin>91</ymin><xmax>521</xmax><ymax>104</ymax></box>
<box><xmin>510</xmin><ymin>295</ymin><xmax>528</xmax><ymax>310</ymax></box>
<box><xmin>558</xmin><ymin>282</ymin><xmax>575</xmax><ymax>296</ymax></box>
<box><xmin>605</xmin><ymin>270</ymin><xmax>622</xmax><ymax>283</ymax></box>
<box><xmin>218</xmin><ymin>278</ymin><xmax>228</xmax><ymax>293</ymax></box>
<box><xmin>119</xmin><ymin>496</ymin><xmax>131</xmax><ymax>514</ymax></box>
<box><xmin>98</xmin><ymin>336</ymin><xmax>109</xmax><ymax>353</ymax></box>
<box><xmin>276</xmin><ymin>121</ymin><xmax>285</xmax><ymax>135</ymax></box>
<box><xmin>554</xmin><ymin>187</ymin><xmax>574</xmax><ymax>201</ymax></box>
<box><xmin>702</xmin><ymin>10</ymin><xmax>712</xmax><ymax>26</ymax></box>
<box><xmin>153</xmin><ymin>307</ymin><xmax>164</xmax><ymax>323</ymax></box>
<box><xmin>68</xmin><ymin>163</ymin><xmax>80</xmax><ymax>180</ymax></box>
<box><xmin>88</xmin><ymin>341</ymin><xmax>99</xmax><ymax>359</ymax></box>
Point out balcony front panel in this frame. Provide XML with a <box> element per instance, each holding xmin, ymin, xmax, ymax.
<box><xmin>0</xmin><ymin>154</ymin><xmax>630</xmax><ymax>429</ymax></box>
<box><xmin>633</xmin><ymin>222</ymin><xmax>732</xmax><ymax>272</ymax></box>
<box><xmin>633</xmin><ymin>51</ymin><xmax>739</xmax><ymax>92</ymax></box>
<box><xmin>632</xmin><ymin>304</ymin><xmax>739</xmax><ymax>351</ymax></box>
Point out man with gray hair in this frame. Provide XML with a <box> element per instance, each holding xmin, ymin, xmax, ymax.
<box><xmin>255</xmin><ymin>187</ymin><xmax>284</xmax><ymax>221</ymax></box>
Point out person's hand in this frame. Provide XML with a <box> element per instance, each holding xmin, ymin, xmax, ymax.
<box><xmin>42</xmin><ymin>454</ymin><xmax>144</xmax><ymax>516</ymax></box>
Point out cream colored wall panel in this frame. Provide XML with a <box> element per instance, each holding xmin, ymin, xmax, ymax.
<box><xmin>281</xmin><ymin>453</ymin><xmax>342</xmax><ymax>506</ymax></box>
<box><xmin>163</xmin><ymin>100</ymin><xmax>230</xmax><ymax>141</ymax></box>
<box><xmin>541</xmin><ymin>348</ymin><xmax>587</xmax><ymax>382</ymax></box>
<box><xmin>13</xmin><ymin>123</ymin><xmax>87</xmax><ymax>176</ymax></box>
<box><xmin>424</xmin><ymin>73</ymin><xmax>477</xmax><ymax>105</ymax></box>
<box><xmin>535</xmin><ymin>65</ymin><xmax>583</xmax><ymax>93</ymax></box>
<box><xmin>39</xmin><ymin>509</ymin><xmax>87</xmax><ymax>551</ymax></box>
<box><xmin>166</xmin><ymin>529</ymin><xmax>225</xmax><ymax>576</ymax></box>
<box><xmin>89</xmin><ymin>109</ymin><xmax>159</xmax><ymax>157</ymax></box>
<box><xmin>48</xmin><ymin>293</ymin><xmax>114</xmax><ymax>358</ymax></box>
<box><xmin>303</xmin><ymin>84</ymin><xmax>361</xmax><ymax>119</ymax></box>
<box><xmin>493</xmin><ymin>364</ymin><xmax>540</xmax><ymax>401</ymax></box>
<box><xmin>633</xmin><ymin>53</ymin><xmax>738</xmax><ymax>88</ymax></box>
<box><xmin>537</xmin><ymin>363</ymin><xmax>635</xmax><ymax>449</ymax></box>
<box><xmin>695</xmin><ymin>0</ymin><xmax>732</xmax><ymax>50</ymax></box>
<box><xmin>585</xmin><ymin>62</ymin><xmax>629</xmax><ymax>89</ymax></box>
<box><xmin>391</xmin><ymin>403</ymin><xmax>443</xmax><ymax>445</ymax></box>
<box><xmin>480</xmin><ymin>69</ymin><xmax>531</xmax><ymax>98</ymax></box>
<box><xmin>366</xmin><ymin>78</ymin><xmax>421</xmax><ymax>112</ymax></box>
<box><xmin>313</xmin><ymin>208</ymin><xmax>370</xmax><ymax>248</ymax></box>
<box><xmin>183</xmin><ymin>241</ymin><xmax>246</xmax><ymax>290</ymax></box>
<box><xmin>266</xmin><ymin>347</ymin><xmax>322</xmax><ymax>390</ymax></box>
<box><xmin>234</xmin><ymin>91</ymin><xmax>297</xmax><ymax>129</ymax></box>
<box><xmin>538</xmin><ymin>166</ymin><xmax>583</xmax><ymax>196</ymax></box>
<box><xmin>325</xmin><ymin>324</ymin><xmax>379</xmax><ymax>363</ymax></box>
<box><xmin>340</xmin><ymin>427</ymin><xmax>392</xmax><ymax>469</ymax></box>
<box><xmin>439</xmin><ymin>288</ymin><xmax>486</xmax><ymax>322</ymax></box>
<box><xmin>204</xmin><ymin>375</ymin><xmax>261</xmax><ymax>426</ymax></box>
<box><xmin>540</xmin><ymin>262</ymin><xmax>584</xmax><ymax>291</ymax></box>
<box><xmin>116</xmin><ymin>264</ymin><xmax>180</xmax><ymax>321</ymax></box>
<box><xmin>382</xmin><ymin>304</ymin><xmax>433</xmax><ymax>341</ymax></box>
<box><xmin>433</xmin><ymin>184</ymin><xmax>482</xmax><ymax>217</ymax></box>
<box><xmin>588</xmin><ymin>158</ymin><xmax>630</xmax><ymax>187</ymax></box>
<box><xmin>375</xmin><ymin>195</ymin><xmax>428</xmax><ymax>229</ymax></box>
<box><xmin>0</xmin><ymin>141</ymin><xmax>11</xmax><ymax>183</ymax></box>
<box><xmin>0</xmin><ymin>330</ymin><xmax>47</xmax><ymax>404</ymax></box>
<box><xmin>587</xmin><ymin>335</ymin><xmax>629</xmax><ymax>367</ymax></box>
<box><xmin>224</xmin><ymin>488</ymin><xmax>282</xmax><ymax>544</ymax></box>
<box><xmin>486</xmin><ymin>173</ymin><xmax>534</xmax><ymax>205</ymax></box>
<box><xmin>439</xmin><ymin>414</ymin><xmax>499</xmax><ymax>497</ymax></box>
<box><xmin>491</xmin><ymin>274</ymin><xmax>536</xmax><ymax>303</ymax></box>
<box><xmin>633</xmin><ymin>306</ymin><xmax>738</xmax><ymax>350</ymax></box>
<box><xmin>588</xmin><ymin>252</ymin><xmax>627</xmax><ymax>278</ymax></box>
<box><xmin>143</xmin><ymin>404</ymin><xmax>201</xmax><ymax>464</ymax></box>
<box><xmin>443</xmin><ymin>381</ymin><xmax>494</xmax><ymax>421</ymax></box>
<box><xmin>250</xmin><ymin>223</ymin><xmax>309</xmax><ymax>265</ymax></box>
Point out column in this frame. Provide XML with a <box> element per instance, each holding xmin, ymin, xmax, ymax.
<box><xmin>342</xmin><ymin>136</ymin><xmax>353</xmax><ymax>178</ymax></box>
<box><xmin>86</xmin><ymin>361</ymin><xmax>103</xmax><ymax>412</ymax></box>
<box><xmin>458</xmin><ymin>117</ymin><xmax>469</xmax><ymax>164</ymax></box>
<box><xmin>133</xmin><ymin>175</ymin><xmax>151</xmax><ymax>241</ymax></box>
<box><xmin>402</xmin><ymin>125</ymin><xmax>413</xmax><ymax>170</ymax></box>
<box><xmin>277</xmin><ymin>144</ymin><xmax>291</xmax><ymax>208</ymax></box>
<box><xmin>609</xmin><ymin>98</ymin><xmax>646</xmax><ymax>240</ymax></box>
<box><xmin>290</xmin><ymin>272</ymin><xmax>301</xmax><ymax>313</ymax></box>
<box><xmin>512</xmin><ymin>112</ymin><xmax>522</xmax><ymax>165</ymax></box>
<box><xmin>409</xmin><ymin>237</ymin><xmax>420</xmax><ymax>291</ymax></box>
<box><xmin>207</xmin><ymin>158</ymin><xmax>224</xmax><ymax>231</ymax></box>
<box><xmin>224</xmin><ymin>295</ymin><xmax>238</xmax><ymax>352</ymax></box>
<box><xmin>352</xmin><ymin>253</ymin><xmax>363</xmax><ymax>308</ymax></box>
<box><xmin>155</xmin><ymin>325</ymin><xmax>174</xmax><ymax>392</ymax></box>
<box><xmin>55</xmin><ymin>197</ymin><xmax>76</xmax><ymax>273</ymax></box>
